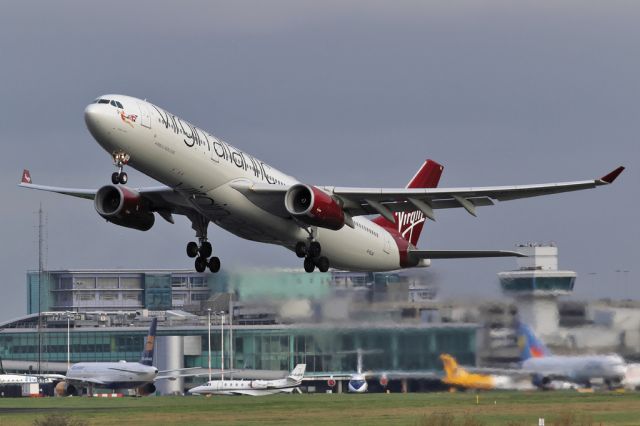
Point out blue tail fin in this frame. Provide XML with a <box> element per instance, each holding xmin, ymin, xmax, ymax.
<box><xmin>517</xmin><ymin>322</ymin><xmax>551</xmax><ymax>361</ymax></box>
<box><xmin>139</xmin><ymin>318</ymin><xmax>158</xmax><ymax>366</ymax></box>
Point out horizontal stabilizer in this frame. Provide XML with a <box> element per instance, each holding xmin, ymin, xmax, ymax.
<box><xmin>409</xmin><ymin>250</ymin><xmax>525</xmax><ymax>259</ymax></box>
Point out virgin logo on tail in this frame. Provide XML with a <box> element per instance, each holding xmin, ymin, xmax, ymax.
<box><xmin>396</xmin><ymin>210</ymin><xmax>425</xmax><ymax>245</ymax></box>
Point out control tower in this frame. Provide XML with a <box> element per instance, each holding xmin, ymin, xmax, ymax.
<box><xmin>498</xmin><ymin>244</ymin><xmax>576</xmax><ymax>337</ymax></box>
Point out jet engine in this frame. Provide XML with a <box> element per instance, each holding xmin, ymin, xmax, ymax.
<box><xmin>379</xmin><ymin>374</ymin><xmax>389</xmax><ymax>388</ymax></box>
<box><xmin>137</xmin><ymin>383</ymin><xmax>156</xmax><ymax>396</ymax></box>
<box><xmin>94</xmin><ymin>185</ymin><xmax>155</xmax><ymax>231</ymax></box>
<box><xmin>55</xmin><ymin>381</ymin><xmax>78</xmax><ymax>397</ymax></box>
<box><xmin>284</xmin><ymin>184</ymin><xmax>344</xmax><ymax>230</ymax></box>
<box><xmin>250</xmin><ymin>380</ymin><xmax>268</xmax><ymax>389</ymax></box>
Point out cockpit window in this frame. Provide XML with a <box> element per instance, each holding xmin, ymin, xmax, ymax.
<box><xmin>115</xmin><ymin>101</ymin><xmax>124</xmax><ymax>109</ymax></box>
<box><xmin>98</xmin><ymin>99</ymin><xmax>110</xmax><ymax>104</ymax></box>
<box><xmin>110</xmin><ymin>100</ymin><xmax>117</xmax><ymax>107</ymax></box>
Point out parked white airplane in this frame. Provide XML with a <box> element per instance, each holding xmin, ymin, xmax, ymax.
<box><xmin>19</xmin><ymin>94</ymin><xmax>624</xmax><ymax>273</ymax></box>
<box><xmin>57</xmin><ymin>317</ymin><xmax>207</xmax><ymax>396</ymax></box>
<box><xmin>57</xmin><ymin>318</ymin><xmax>159</xmax><ymax>396</ymax></box>
<box><xmin>517</xmin><ymin>323</ymin><xmax>627</xmax><ymax>389</ymax></box>
<box><xmin>188</xmin><ymin>364</ymin><xmax>306</xmax><ymax>396</ymax></box>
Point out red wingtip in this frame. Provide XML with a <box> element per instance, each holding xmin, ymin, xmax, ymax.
<box><xmin>600</xmin><ymin>166</ymin><xmax>625</xmax><ymax>184</ymax></box>
<box><xmin>21</xmin><ymin>169</ymin><xmax>32</xmax><ymax>184</ymax></box>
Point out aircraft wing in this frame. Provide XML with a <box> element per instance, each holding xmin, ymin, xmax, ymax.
<box><xmin>329</xmin><ymin>166</ymin><xmax>624</xmax><ymax>219</ymax></box>
<box><xmin>408</xmin><ymin>250</ymin><xmax>525</xmax><ymax>259</ymax></box>
<box><xmin>18</xmin><ymin>170</ymin><xmax>197</xmax><ymax>220</ymax></box>
<box><xmin>233</xmin><ymin>166</ymin><xmax>624</xmax><ymax>221</ymax></box>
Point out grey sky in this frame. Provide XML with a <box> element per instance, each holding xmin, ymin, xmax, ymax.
<box><xmin>1</xmin><ymin>1</ymin><xmax>637</xmax><ymax>320</ymax></box>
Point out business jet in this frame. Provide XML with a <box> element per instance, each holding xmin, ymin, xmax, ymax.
<box><xmin>19</xmin><ymin>94</ymin><xmax>624</xmax><ymax>273</ymax></box>
<box><xmin>188</xmin><ymin>364</ymin><xmax>306</xmax><ymax>396</ymax></box>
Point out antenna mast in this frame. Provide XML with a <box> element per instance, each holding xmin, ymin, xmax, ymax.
<box><xmin>37</xmin><ymin>203</ymin><xmax>44</xmax><ymax>374</ymax></box>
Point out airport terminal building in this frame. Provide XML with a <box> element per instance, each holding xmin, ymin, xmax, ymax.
<box><xmin>8</xmin><ymin>268</ymin><xmax>475</xmax><ymax>393</ymax></box>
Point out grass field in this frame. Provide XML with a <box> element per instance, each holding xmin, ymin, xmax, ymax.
<box><xmin>1</xmin><ymin>391</ymin><xmax>639</xmax><ymax>426</ymax></box>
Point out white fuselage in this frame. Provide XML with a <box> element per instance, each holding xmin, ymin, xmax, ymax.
<box><xmin>84</xmin><ymin>95</ymin><xmax>406</xmax><ymax>272</ymax></box>
<box><xmin>523</xmin><ymin>354</ymin><xmax>627</xmax><ymax>385</ymax></box>
<box><xmin>189</xmin><ymin>377</ymin><xmax>301</xmax><ymax>396</ymax></box>
<box><xmin>65</xmin><ymin>361</ymin><xmax>158</xmax><ymax>389</ymax></box>
<box><xmin>0</xmin><ymin>374</ymin><xmax>42</xmax><ymax>385</ymax></box>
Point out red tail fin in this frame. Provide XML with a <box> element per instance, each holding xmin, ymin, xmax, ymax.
<box><xmin>373</xmin><ymin>159</ymin><xmax>443</xmax><ymax>246</ymax></box>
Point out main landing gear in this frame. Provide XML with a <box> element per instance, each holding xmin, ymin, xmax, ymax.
<box><xmin>187</xmin><ymin>214</ymin><xmax>220</xmax><ymax>273</ymax></box>
<box><xmin>295</xmin><ymin>241</ymin><xmax>330</xmax><ymax>273</ymax></box>
<box><xmin>111</xmin><ymin>151</ymin><xmax>130</xmax><ymax>185</ymax></box>
<box><xmin>187</xmin><ymin>240</ymin><xmax>220</xmax><ymax>273</ymax></box>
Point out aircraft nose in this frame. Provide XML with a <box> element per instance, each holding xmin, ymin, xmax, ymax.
<box><xmin>84</xmin><ymin>103</ymin><xmax>101</xmax><ymax>129</ymax></box>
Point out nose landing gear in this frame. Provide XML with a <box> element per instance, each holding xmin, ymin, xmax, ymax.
<box><xmin>111</xmin><ymin>151</ymin><xmax>130</xmax><ymax>185</ymax></box>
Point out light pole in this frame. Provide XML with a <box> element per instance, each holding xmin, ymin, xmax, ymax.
<box><xmin>220</xmin><ymin>312</ymin><xmax>225</xmax><ymax>382</ymax></box>
<box><xmin>65</xmin><ymin>311</ymin><xmax>71</xmax><ymax>370</ymax></box>
<box><xmin>207</xmin><ymin>308</ymin><xmax>212</xmax><ymax>382</ymax></box>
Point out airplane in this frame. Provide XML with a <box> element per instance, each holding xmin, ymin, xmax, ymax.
<box><xmin>57</xmin><ymin>317</ymin><xmax>160</xmax><ymax>396</ymax></box>
<box><xmin>187</xmin><ymin>364</ymin><xmax>306</xmax><ymax>396</ymax></box>
<box><xmin>439</xmin><ymin>354</ymin><xmax>533</xmax><ymax>391</ymax></box>
<box><xmin>0</xmin><ymin>358</ymin><xmax>64</xmax><ymax>387</ymax></box>
<box><xmin>304</xmin><ymin>349</ymin><xmax>440</xmax><ymax>393</ymax></box>
<box><xmin>57</xmin><ymin>317</ymin><xmax>211</xmax><ymax>396</ymax></box>
<box><xmin>19</xmin><ymin>94</ymin><xmax>624</xmax><ymax>273</ymax></box>
<box><xmin>517</xmin><ymin>323</ymin><xmax>627</xmax><ymax>389</ymax></box>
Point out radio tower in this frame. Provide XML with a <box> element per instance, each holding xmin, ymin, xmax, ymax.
<box><xmin>37</xmin><ymin>203</ymin><xmax>45</xmax><ymax>375</ymax></box>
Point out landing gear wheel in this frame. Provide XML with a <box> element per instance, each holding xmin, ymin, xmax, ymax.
<box><xmin>186</xmin><ymin>242</ymin><xmax>199</xmax><ymax>258</ymax></box>
<box><xmin>195</xmin><ymin>257</ymin><xmax>207</xmax><ymax>273</ymax></box>
<box><xmin>309</xmin><ymin>241</ymin><xmax>321</xmax><ymax>258</ymax></box>
<box><xmin>316</xmin><ymin>256</ymin><xmax>330</xmax><ymax>273</ymax></box>
<box><xmin>303</xmin><ymin>257</ymin><xmax>315</xmax><ymax>273</ymax></box>
<box><xmin>118</xmin><ymin>172</ymin><xmax>128</xmax><ymax>185</ymax></box>
<box><xmin>295</xmin><ymin>242</ymin><xmax>307</xmax><ymax>258</ymax></box>
<box><xmin>199</xmin><ymin>241</ymin><xmax>212</xmax><ymax>258</ymax></box>
<box><xmin>111</xmin><ymin>172</ymin><xmax>120</xmax><ymax>185</ymax></box>
<box><xmin>208</xmin><ymin>256</ymin><xmax>221</xmax><ymax>273</ymax></box>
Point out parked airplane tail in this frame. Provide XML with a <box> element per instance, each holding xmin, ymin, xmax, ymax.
<box><xmin>440</xmin><ymin>354</ymin><xmax>468</xmax><ymax>379</ymax></box>
<box><xmin>288</xmin><ymin>364</ymin><xmax>307</xmax><ymax>382</ymax></box>
<box><xmin>517</xmin><ymin>322</ymin><xmax>551</xmax><ymax>361</ymax></box>
<box><xmin>373</xmin><ymin>159</ymin><xmax>443</xmax><ymax>246</ymax></box>
<box><xmin>139</xmin><ymin>318</ymin><xmax>158</xmax><ymax>366</ymax></box>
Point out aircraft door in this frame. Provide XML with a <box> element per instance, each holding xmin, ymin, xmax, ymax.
<box><xmin>137</xmin><ymin>102</ymin><xmax>152</xmax><ymax>129</ymax></box>
<box><xmin>383</xmin><ymin>234</ymin><xmax>392</xmax><ymax>254</ymax></box>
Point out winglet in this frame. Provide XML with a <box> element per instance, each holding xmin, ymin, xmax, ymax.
<box><xmin>21</xmin><ymin>169</ymin><xmax>32</xmax><ymax>184</ymax></box>
<box><xmin>599</xmin><ymin>166</ymin><xmax>625</xmax><ymax>184</ymax></box>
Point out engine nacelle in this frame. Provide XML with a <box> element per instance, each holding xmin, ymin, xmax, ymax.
<box><xmin>95</xmin><ymin>185</ymin><xmax>155</xmax><ymax>231</ymax></box>
<box><xmin>55</xmin><ymin>381</ymin><xmax>78</xmax><ymax>397</ymax></box>
<box><xmin>137</xmin><ymin>382</ymin><xmax>156</xmax><ymax>396</ymax></box>
<box><xmin>284</xmin><ymin>184</ymin><xmax>345</xmax><ymax>230</ymax></box>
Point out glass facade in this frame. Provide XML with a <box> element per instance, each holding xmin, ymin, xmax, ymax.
<box><xmin>0</xmin><ymin>330</ymin><xmax>144</xmax><ymax>364</ymax></box>
<box><xmin>183</xmin><ymin>325</ymin><xmax>476</xmax><ymax>375</ymax></box>
<box><xmin>500</xmin><ymin>276</ymin><xmax>575</xmax><ymax>293</ymax></box>
<box><xmin>143</xmin><ymin>274</ymin><xmax>172</xmax><ymax>310</ymax></box>
<box><xmin>0</xmin><ymin>325</ymin><xmax>476</xmax><ymax>375</ymax></box>
<box><xmin>27</xmin><ymin>273</ymin><xmax>52</xmax><ymax>315</ymax></box>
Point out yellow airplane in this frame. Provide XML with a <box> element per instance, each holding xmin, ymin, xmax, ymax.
<box><xmin>440</xmin><ymin>354</ymin><xmax>533</xmax><ymax>391</ymax></box>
